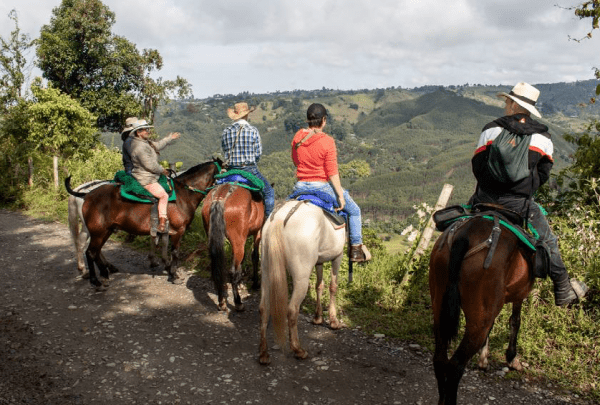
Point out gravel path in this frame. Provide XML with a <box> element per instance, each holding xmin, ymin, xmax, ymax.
<box><xmin>0</xmin><ymin>208</ymin><xmax>592</xmax><ymax>405</ymax></box>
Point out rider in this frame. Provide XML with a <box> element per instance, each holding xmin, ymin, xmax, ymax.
<box><xmin>129</xmin><ymin>120</ymin><xmax>181</xmax><ymax>233</ymax></box>
<box><xmin>121</xmin><ymin>116</ymin><xmax>139</xmax><ymax>174</ymax></box>
<box><xmin>291</xmin><ymin>103</ymin><xmax>371</xmax><ymax>263</ymax></box>
<box><xmin>221</xmin><ymin>102</ymin><xmax>274</xmax><ymax>218</ymax></box>
<box><xmin>469</xmin><ymin>82</ymin><xmax>588</xmax><ymax>306</ymax></box>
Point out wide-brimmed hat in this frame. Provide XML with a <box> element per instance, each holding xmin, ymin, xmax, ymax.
<box><xmin>227</xmin><ymin>102</ymin><xmax>256</xmax><ymax>120</ymax></box>
<box><xmin>130</xmin><ymin>119</ymin><xmax>154</xmax><ymax>135</ymax></box>
<box><xmin>497</xmin><ymin>82</ymin><xmax>541</xmax><ymax>118</ymax></box>
<box><xmin>121</xmin><ymin>117</ymin><xmax>139</xmax><ymax>135</ymax></box>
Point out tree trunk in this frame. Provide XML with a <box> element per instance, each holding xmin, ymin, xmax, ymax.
<box><xmin>28</xmin><ymin>157</ymin><xmax>34</xmax><ymax>187</ymax></box>
<box><xmin>53</xmin><ymin>155</ymin><xmax>59</xmax><ymax>190</ymax></box>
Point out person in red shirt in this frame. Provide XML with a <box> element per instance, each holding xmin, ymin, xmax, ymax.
<box><xmin>291</xmin><ymin>103</ymin><xmax>371</xmax><ymax>262</ymax></box>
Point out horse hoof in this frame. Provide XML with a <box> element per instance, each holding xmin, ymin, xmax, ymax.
<box><xmin>508</xmin><ymin>357</ymin><xmax>523</xmax><ymax>371</ymax></box>
<box><xmin>170</xmin><ymin>277</ymin><xmax>184</xmax><ymax>285</ymax></box>
<box><xmin>329</xmin><ymin>319</ymin><xmax>343</xmax><ymax>330</ymax></box>
<box><xmin>259</xmin><ymin>354</ymin><xmax>271</xmax><ymax>365</ymax></box>
<box><xmin>294</xmin><ymin>349</ymin><xmax>308</xmax><ymax>360</ymax></box>
<box><xmin>312</xmin><ymin>316</ymin><xmax>323</xmax><ymax>325</ymax></box>
<box><xmin>218</xmin><ymin>303</ymin><xmax>228</xmax><ymax>312</ymax></box>
<box><xmin>80</xmin><ymin>270</ymin><xmax>90</xmax><ymax>280</ymax></box>
<box><xmin>234</xmin><ymin>303</ymin><xmax>245</xmax><ymax>312</ymax></box>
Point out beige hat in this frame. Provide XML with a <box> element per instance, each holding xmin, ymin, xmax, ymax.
<box><xmin>497</xmin><ymin>82</ymin><xmax>541</xmax><ymax>118</ymax></box>
<box><xmin>130</xmin><ymin>119</ymin><xmax>154</xmax><ymax>135</ymax></box>
<box><xmin>227</xmin><ymin>102</ymin><xmax>256</xmax><ymax>120</ymax></box>
<box><xmin>121</xmin><ymin>117</ymin><xmax>139</xmax><ymax>135</ymax></box>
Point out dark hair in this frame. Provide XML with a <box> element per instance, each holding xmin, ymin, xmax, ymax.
<box><xmin>307</xmin><ymin>103</ymin><xmax>327</xmax><ymax>128</ymax></box>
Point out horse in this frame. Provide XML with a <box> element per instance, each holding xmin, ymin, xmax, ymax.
<box><xmin>258</xmin><ymin>200</ymin><xmax>347</xmax><ymax>365</ymax></box>
<box><xmin>429</xmin><ymin>214</ymin><xmax>535</xmax><ymax>405</ymax></box>
<box><xmin>67</xmin><ymin>180</ymin><xmax>160</xmax><ymax>278</ymax></box>
<box><xmin>65</xmin><ymin>158</ymin><xmax>222</xmax><ymax>288</ymax></box>
<box><xmin>200</xmin><ymin>182</ymin><xmax>264</xmax><ymax>312</ymax></box>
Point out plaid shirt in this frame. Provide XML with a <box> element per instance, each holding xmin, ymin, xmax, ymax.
<box><xmin>221</xmin><ymin>120</ymin><xmax>262</xmax><ymax>166</ymax></box>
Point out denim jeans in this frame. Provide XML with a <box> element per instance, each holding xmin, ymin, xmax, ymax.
<box><xmin>293</xmin><ymin>181</ymin><xmax>363</xmax><ymax>245</ymax></box>
<box><xmin>229</xmin><ymin>165</ymin><xmax>275</xmax><ymax>217</ymax></box>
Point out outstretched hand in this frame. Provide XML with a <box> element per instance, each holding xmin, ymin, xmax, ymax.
<box><xmin>170</xmin><ymin>132</ymin><xmax>181</xmax><ymax>140</ymax></box>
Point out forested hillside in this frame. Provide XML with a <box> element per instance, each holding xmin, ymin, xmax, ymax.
<box><xmin>101</xmin><ymin>81</ymin><xmax>591</xmax><ymax>225</ymax></box>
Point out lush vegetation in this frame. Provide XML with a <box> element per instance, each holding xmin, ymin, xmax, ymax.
<box><xmin>1</xmin><ymin>0</ymin><xmax>600</xmax><ymax>401</ymax></box>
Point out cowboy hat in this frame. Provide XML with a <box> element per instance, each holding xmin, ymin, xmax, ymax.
<box><xmin>130</xmin><ymin>119</ymin><xmax>154</xmax><ymax>135</ymax></box>
<box><xmin>121</xmin><ymin>117</ymin><xmax>139</xmax><ymax>135</ymax></box>
<box><xmin>227</xmin><ymin>102</ymin><xmax>256</xmax><ymax>120</ymax></box>
<box><xmin>497</xmin><ymin>82</ymin><xmax>542</xmax><ymax>118</ymax></box>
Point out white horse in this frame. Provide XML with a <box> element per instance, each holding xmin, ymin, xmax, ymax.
<box><xmin>67</xmin><ymin>180</ymin><xmax>159</xmax><ymax>277</ymax></box>
<box><xmin>258</xmin><ymin>200</ymin><xmax>347</xmax><ymax>365</ymax></box>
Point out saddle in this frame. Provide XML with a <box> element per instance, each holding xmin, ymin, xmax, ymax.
<box><xmin>113</xmin><ymin>171</ymin><xmax>176</xmax><ymax>203</ymax></box>
<box><xmin>433</xmin><ymin>203</ymin><xmax>549</xmax><ymax>279</ymax></box>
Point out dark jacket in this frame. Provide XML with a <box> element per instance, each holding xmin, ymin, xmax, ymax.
<box><xmin>471</xmin><ymin>113</ymin><xmax>553</xmax><ymax>200</ymax></box>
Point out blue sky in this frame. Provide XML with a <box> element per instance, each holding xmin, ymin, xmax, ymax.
<box><xmin>2</xmin><ymin>0</ymin><xmax>599</xmax><ymax>99</ymax></box>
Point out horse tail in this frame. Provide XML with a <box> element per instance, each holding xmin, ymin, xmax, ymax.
<box><xmin>262</xmin><ymin>219</ymin><xmax>288</xmax><ymax>348</ymax></box>
<box><xmin>64</xmin><ymin>176</ymin><xmax>87</xmax><ymax>198</ymax></box>
<box><xmin>440</xmin><ymin>234</ymin><xmax>469</xmax><ymax>344</ymax></box>
<box><xmin>208</xmin><ymin>200</ymin><xmax>227</xmax><ymax>288</ymax></box>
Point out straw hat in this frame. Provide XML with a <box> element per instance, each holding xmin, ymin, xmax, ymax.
<box><xmin>227</xmin><ymin>102</ymin><xmax>256</xmax><ymax>120</ymax></box>
<box><xmin>121</xmin><ymin>117</ymin><xmax>139</xmax><ymax>135</ymax></box>
<box><xmin>497</xmin><ymin>82</ymin><xmax>542</xmax><ymax>118</ymax></box>
<box><xmin>130</xmin><ymin>119</ymin><xmax>154</xmax><ymax>135</ymax></box>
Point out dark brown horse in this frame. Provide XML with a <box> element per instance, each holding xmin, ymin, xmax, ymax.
<box><xmin>65</xmin><ymin>158</ymin><xmax>222</xmax><ymax>288</ymax></box>
<box><xmin>429</xmin><ymin>215</ymin><xmax>535</xmax><ymax>405</ymax></box>
<box><xmin>201</xmin><ymin>183</ymin><xmax>264</xmax><ymax>312</ymax></box>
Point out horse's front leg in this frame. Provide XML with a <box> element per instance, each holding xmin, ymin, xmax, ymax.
<box><xmin>328</xmin><ymin>256</ymin><xmax>342</xmax><ymax>329</ymax></box>
<box><xmin>477</xmin><ymin>323</ymin><xmax>494</xmax><ymax>370</ymax></box>
<box><xmin>506</xmin><ymin>301</ymin><xmax>523</xmax><ymax>371</ymax></box>
<box><xmin>312</xmin><ymin>264</ymin><xmax>324</xmax><ymax>325</ymax></box>
<box><xmin>251</xmin><ymin>237</ymin><xmax>260</xmax><ymax>290</ymax></box>
<box><xmin>148</xmin><ymin>236</ymin><xmax>160</xmax><ymax>268</ymax></box>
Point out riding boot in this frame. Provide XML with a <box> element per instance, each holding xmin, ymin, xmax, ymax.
<box><xmin>157</xmin><ymin>217</ymin><xmax>167</xmax><ymax>233</ymax></box>
<box><xmin>550</xmin><ymin>270</ymin><xmax>588</xmax><ymax>307</ymax></box>
<box><xmin>349</xmin><ymin>244</ymin><xmax>372</xmax><ymax>263</ymax></box>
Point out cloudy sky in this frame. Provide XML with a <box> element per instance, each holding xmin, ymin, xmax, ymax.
<box><xmin>1</xmin><ymin>0</ymin><xmax>599</xmax><ymax>99</ymax></box>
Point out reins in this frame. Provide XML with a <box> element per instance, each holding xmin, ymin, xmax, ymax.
<box><xmin>177</xmin><ymin>160</ymin><xmax>222</xmax><ymax>195</ymax></box>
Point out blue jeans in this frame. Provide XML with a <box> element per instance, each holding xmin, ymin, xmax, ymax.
<box><xmin>293</xmin><ymin>181</ymin><xmax>363</xmax><ymax>245</ymax></box>
<box><xmin>229</xmin><ymin>165</ymin><xmax>275</xmax><ymax>217</ymax></box>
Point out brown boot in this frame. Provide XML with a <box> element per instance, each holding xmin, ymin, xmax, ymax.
<box><xmin>157</xmin><ymin>217</ymin><xmax>167</xmax><ymax>233</ymax></box>
<box><xmin>349</xmin><ymin>244</ymin><xmax>372</xmax><ymax>262</ymax></box>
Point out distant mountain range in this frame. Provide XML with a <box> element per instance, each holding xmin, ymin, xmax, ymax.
<box><xmin>101</xmin><ymin>80</ymin><xmax>598</xmax><ymax>225</ymax></box>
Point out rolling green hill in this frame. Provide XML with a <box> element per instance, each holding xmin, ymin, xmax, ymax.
<box><xmin>100</xmin><ymin>81</ymin><xmax>593</xmax><ymax>228</ymax></box>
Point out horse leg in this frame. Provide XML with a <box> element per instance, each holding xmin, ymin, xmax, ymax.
<box><xmin>433</xmin><ymin>322</ymin><xmax>450</xmax><ymax>405</ymax></box>
<box><xmin>230</xmin><ymin>239</ymin><xmax>246</xmax><ymax>312</ymax></box>
<box><xmin>312</xmin><ymin>264</ymin><xmax>324</xmax><ymax>325</ymax></box>
<box><xmin>445</xmin><ymin>325</ymin><xmax>492</xmax><ymax>405</ymax></box>
<box><xmin>328</xmin><ymin>256</ymin><xmax>342</xmax><ymax>329</ymax></box>
<box><xmin>148</xmin><ymin>236</ymin><xmax>160</xmax><ymax>268</ymax></box>
<box><xmin>84</xmin><ymin>248</ymin><xmax>101</xmax><ymax>288</ymax></box>
<box><xmin>251</xmin><ymin>237</ymin><xmax>260</xmax><ymax>290</ymax></box>
<box><xmin>288</xmin><ymin>278</ymin><xmax>310</xmax><ymax>360</ymax></box>
<box><xmin>506</xmin><ymin>301</ymin><xmax>524</xmax><ymax>371</ymax></box>
<box><xmin>166</xmin><ymin>234</ymin><xmax>183</xmax><ymax>284</ymax></box>
<box><xmin>477</xmin><ymin>323</ymin><xmax>494</xmax><ymax>370</ymax></box>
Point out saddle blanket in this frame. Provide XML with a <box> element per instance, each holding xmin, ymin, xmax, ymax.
<box><xmin>287</xmin><ymin>189</ymin><xmax>347</xmax><ymax>224</ymax></box>
<box><xmin>214</xmin><ymin>169</ymin><xmax>264</xmax><ymax>193</ymax></box>
<box><xmin>113</xmin><ymin>171</ymin><xmax>176</xmax><ymax>203</ymax></box>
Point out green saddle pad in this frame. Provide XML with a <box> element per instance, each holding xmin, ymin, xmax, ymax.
<box><xmin>113</xmin><ymin>171</ymin><xmax>176</xmax><ymax>203</ymax></box>
<box><xmin>213</xmin><ymin>169</ymin><xmax>265</xmax><ymax>192</ymax></box>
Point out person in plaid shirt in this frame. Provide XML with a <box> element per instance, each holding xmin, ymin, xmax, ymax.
<box><xmin>221</xmin><ymin>102</ymin><xmax>274</xmax><ymax>218</ymax></box>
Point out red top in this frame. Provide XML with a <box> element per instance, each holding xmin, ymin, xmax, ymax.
<box><xmin>291</xmin><ymin>128</ymin><xmax>339</xmax><ymax>182</ymax></box>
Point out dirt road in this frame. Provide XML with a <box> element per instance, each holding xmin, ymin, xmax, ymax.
<box><xmin>0</xmin><ymin>209</ymin><xmax>590</xmax><ymax>405</ymax></box>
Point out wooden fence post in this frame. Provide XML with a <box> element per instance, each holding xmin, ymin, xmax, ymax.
<box><xmin>415</xmin><ymin>183</ymin><xmax>454</xmax><ymax>257</ymax></box>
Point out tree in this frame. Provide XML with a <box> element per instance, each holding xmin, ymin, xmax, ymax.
<box><xmin>36</xmin><ymin>0</ymin><xmax>191</xmax><ymax>131</ymax></box>
<box><xmin>0</xmin><ymin>10</ymin><xmax>33</xmax><ymax>113</ymax></box>
<box><xmin>27</xmin><ymin>78</ymin><xmax>98</xmax><ymax>188</ymax></box>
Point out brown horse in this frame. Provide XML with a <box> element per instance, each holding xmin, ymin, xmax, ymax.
<box><xmin>429</xmin><ymin>215</ymin><xmax>535</xmax><ymax>405</ymax></box>
<box><xmin>201</xmin><ymin>183</ymin><xmax>264</xmax><ymax>312</ymax></box>
<box><xmin>65</xmin><ymin>158</ymin><xmax>222</xmax><ymax>288</ymax></box>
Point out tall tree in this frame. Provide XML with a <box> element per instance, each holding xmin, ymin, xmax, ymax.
<box><xmin>36</xmin><ymin>0</ymin><xmax>191</xmax><ymax>131</ymax></box>
<box><xmin>0</xmin><ymin>9</ymin><xmax>33</xmax><ymax>113</ymax></box>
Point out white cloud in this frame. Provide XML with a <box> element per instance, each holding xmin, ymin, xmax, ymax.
<box><xmin>1</xmin><ymin>0</ymin><xmax>598</xmax><ymax>98</ymax></box>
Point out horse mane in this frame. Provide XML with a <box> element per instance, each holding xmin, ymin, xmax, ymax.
<box><xmin>175</xmin><ymin>157</ymin><xmax>222</xmax><ymax>182</ymax></box>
